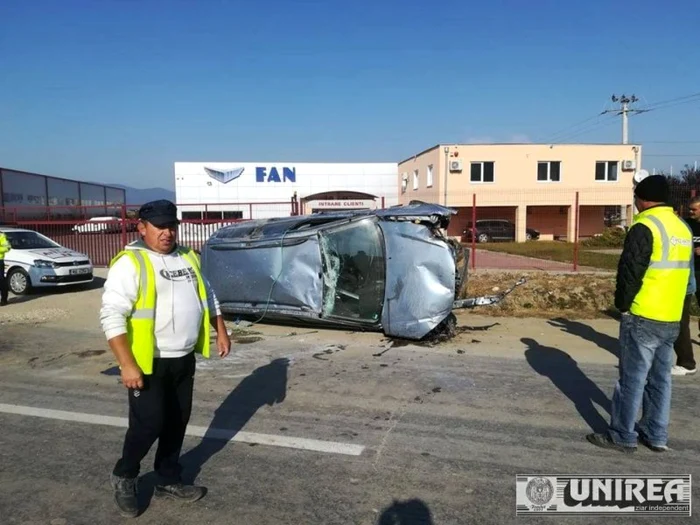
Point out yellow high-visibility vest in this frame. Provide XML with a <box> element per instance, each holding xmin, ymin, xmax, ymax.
<box><xmin>629</xmin><ymin>206</ymin><xmax>693</xmax><ymax>322</ymax></box>
<box><xmin>0</xmin><ymin>232</ymin><xmax>9</xmax><ymax>260</ymax></box>
<box><xmin>110</xmin><ymin>246</ymin><xmax>211</xmax><ymax>375</ymax></box>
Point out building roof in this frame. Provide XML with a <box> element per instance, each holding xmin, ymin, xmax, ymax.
<box><xmin>398</xmin><ymin>142</ymin><xmax>642</xmax><ymax>165</ymax></box>
<box><xmin>0</xmin><ymin>166</ymin><xmax>125</xmax><ymax>192</ymax></box>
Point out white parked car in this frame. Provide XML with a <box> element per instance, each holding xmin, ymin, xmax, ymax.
<box><xmin>71</xmin><ymin>216</ymin><xmax>119</xmax><ymax>234</ymax></box>
<box><xmin>0</xmin><ymin>227</ymin><xmax>94</xmax><ymax>295</ymax></box>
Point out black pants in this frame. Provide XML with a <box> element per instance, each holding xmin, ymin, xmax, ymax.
<box><xmin>674</xmin><ymin>295</ymin><xmax>697</xmax><ymax>370</ymax></box>
<box><xmin>0</xmin><ymin>260</ymin><xmax>8</xmax><ymax>302</ymax></box>
<box><xmin>113</xmin><ymin>353</ymin><xmax>195</xmax><ymax>484</ymax></box>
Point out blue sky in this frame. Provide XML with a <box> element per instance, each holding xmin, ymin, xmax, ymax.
<box><xmin>1</xmin><ymin>0</ymin><xmax>699</xmax><ymax>190</ymax></box>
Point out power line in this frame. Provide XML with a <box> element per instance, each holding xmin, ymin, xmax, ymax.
<box><xmin>641</xmin><ymin>140</ymin><xmax>700</xmax><ymax>144</ymax></box>
<box><xmin>548</xmin><ymin>114</ymin><xmax>618</xmax><ymax>143</ymax></box>
<box><xmin>601</xmin><ymin>94</ymin><xmax>644</xmax><ymax>144</ymax></box>
<box><xmin>543</xmin><ymin>90</ymin><xmax>700</xmax><ymax>145</ymax></box>
<box><xmin>635</xmin><ymin>91</ymin><xmax>700</xmax><ymax>113</ymax></box>
<box><xmin>542</xmin><ymin>113</ymin><xmax>607</xmax><ymax>143</ymax></box>
<box><xmin>644</xmin><ymin>154</ymin><xmax>700</xmax><ymax>157</ymax></box>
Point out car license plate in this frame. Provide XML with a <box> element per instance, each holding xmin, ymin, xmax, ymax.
<box><xmin>69</xmin><ymin>268</ymin><xmax>90</xmax><ymax>275</ymax></box>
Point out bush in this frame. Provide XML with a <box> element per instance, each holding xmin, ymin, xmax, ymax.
<box><xmin>581</xmin><ymin>227</ymin><xmax>626</xmax><ymax>248</ymax></box>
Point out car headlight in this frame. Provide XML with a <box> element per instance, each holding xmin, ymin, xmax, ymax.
<box><xmin>34</xmin><ymin>259</ymin><xmax>57</xmax><ymax>269</ymax></box>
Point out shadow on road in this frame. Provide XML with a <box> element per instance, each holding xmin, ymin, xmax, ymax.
<box><xmin>134</xmin><ymin>358</ymin><xmax>290</xmax><ymax>513</ymax></box>
<box><xmin>523</xmin><ymin>337</ymin><xmax>611</xmax><ymax>433</ymax></box>
<box><xmin>547</xmin><ymin>317</ymin><xmax>619</xmax><ymax>358</ymax></box>
<box><xmin>6</xmin><ymin>277</ymin><xmax>105</xmax><ymax>306</ymax></box>
<box><xmin>179</xmin><ymin>357</ymin><xmax>290</xmax><ymax>484</ymax></box>
<box><xmin>377</xmin><ymin>498</ymin><xmax>434</xmax><ymax>525</ymax></box>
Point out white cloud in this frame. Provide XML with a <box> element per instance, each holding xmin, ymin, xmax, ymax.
<box><xmin>507</xmin><ymin>134</ymin><xmax>532</xmax><ymax>143</ymax></box>
<box><xmin>465</xmin><ymin>136</ymin><xmax>495</xmax><ymax>144</ymax></box>
<box><xmin>463</xmin><ymin>134</ymin><xmax>532</xmax><ymax>144</ymax></box>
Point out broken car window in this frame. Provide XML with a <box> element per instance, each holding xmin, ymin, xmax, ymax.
<box><xmin>319</xmin><ymin>219</ymin><xmax>385</xmax><ymax>322</ymax></box>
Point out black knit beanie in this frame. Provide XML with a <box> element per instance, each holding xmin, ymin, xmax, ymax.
<box><xmin>634</xmin><ymin>175</ymin><xmax>669</xmax><ymax>203</ymax></box>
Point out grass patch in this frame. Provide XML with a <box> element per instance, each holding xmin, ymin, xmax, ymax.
<box><xmin>473</xmin><ymin>241</ymin><xmax>620</xmax><ymax>270</ymax></box>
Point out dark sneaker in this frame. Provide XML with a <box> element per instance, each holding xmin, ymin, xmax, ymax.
<box><xmin>638</xmin><ymin>434</ymin><xmax>669</xmax><ymax>453</ymax></box>
<box><xmin>154</xmin><ymin>483</ymin><xmax>206</xmax><ymax>503</ymax></box>
<box><xmin>110</xmin><ymin>474</ymin><xmax>139</xmax><ymax>518</ymax></box>
<box><xmin>586</xmin><ymin>433</ymin><xmax>637</xmax><ymax>454</ymax></box>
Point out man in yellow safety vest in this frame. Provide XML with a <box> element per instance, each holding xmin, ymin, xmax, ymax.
<box><xmin>587</xmin><ymin>175</ymin><xmax>693</xmax><ymax>454</ymax></box>
<box><xmin>0</xmin><ymin>228</ymin><xmax>10</xmax><ymax>306</ymax></box>
<box><xmin>0</xmin><ymin>230</ymin><xmax>10</xmax><ymax>306</ymax></box>
<box><xmin>100</xmin><ymin>199</ymin><xmax>231</xmax><ymax>518</ymax></box>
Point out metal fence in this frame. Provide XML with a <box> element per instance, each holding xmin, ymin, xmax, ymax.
<box><xmin>0</xmin><ymin>200</ymin><xmax>296</xmax><ymax>266</ymax></box>
<box><xmin>3</xmin><ymin>187</ymin><xmax>699</xmax><ymax>271</ymax></box>
<box><xmin>437</xmin><ymin>185</ymin><xmax>700</xmax><ymax>272</ymax></box>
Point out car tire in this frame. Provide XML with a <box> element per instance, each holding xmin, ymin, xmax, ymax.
<box><xmin>477</xmin><ymin>233</ymin><xmax>490</xmax><ymax>243</ymax></box>
<box><xmin>7</xmin><ymin>268</ymin><xmax>31</xmax><ymax>295</ymax></box>
<box><xmin>526</xmin><ymin>233</ymin><xmax>532</xmax><ymax>241</ymax></box>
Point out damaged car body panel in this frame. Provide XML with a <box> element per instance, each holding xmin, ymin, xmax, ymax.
<box><xmin>200</xmin><ymin>202</ymin><xmax>521</xmax><ymax>340</ymax></box>
<box><xmin>379</xmin><ymin>220</ymin><xmax>457</xmax><ymax>339</ymax></box>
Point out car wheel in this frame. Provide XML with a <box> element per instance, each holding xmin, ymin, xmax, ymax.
<box><xmin>526</xmin><ymin>232</ymin><xmax>532</xmax><ymax>241</ymax></box>
<box><xmin>477</xmin><ymin>233</ymin><xmax>490</xmax><ymax>243</ymax></box>
<box><xmin>8</xmin><ymin>268</ymin><xmax>31</xmax><ymax>295</ymax></box>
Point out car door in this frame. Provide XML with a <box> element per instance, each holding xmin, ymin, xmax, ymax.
<box><xmin>487</xmin><ymin>220</ymin><xmax>504</xmax><ymax>240</ymax></box>
<box><xmin>318</xmin><ymin>217</ymin><xmax>386</xmax><ymax>325</ymax></box>
<box><xmin>503</xmin><ymin>221</ymin><xmax>516</xmax><ymax>241</ymax></box>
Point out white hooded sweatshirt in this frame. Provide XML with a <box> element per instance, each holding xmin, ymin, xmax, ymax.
<box><xmin>100</xmin><ymin>240</ymin><xmax>221</xmax><ymax>358</ymax></box>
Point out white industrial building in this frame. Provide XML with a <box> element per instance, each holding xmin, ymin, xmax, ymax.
<box><xmin>174</xmin><ymin>162</ymin><xmax>399</xmax><ymax>219</ymax></box>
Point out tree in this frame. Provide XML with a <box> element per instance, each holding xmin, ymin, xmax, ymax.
<box><xmin>664</xmin><ymin>165</ymin><xmax>700</xmax><ymax>215</ymax></box>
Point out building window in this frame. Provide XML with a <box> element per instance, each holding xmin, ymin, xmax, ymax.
<box><xmin>427</xmin><ymin>165</ymin><xmax>433</xmax><ymax>187</ymax></box>
<box><xmin>413</xmin><ymin>169</ymin><xmax>419</xmax><ymax>190</ymax></box>
<box><xmin>401</xmin><ymin>173</ymin><xmax>407</xmax><ymax>193</ymax></box>
<box><xmin>537</xmin><ymin>161</ymin><xmax>561</xmax><ymax>182</ymax></box>
<box><xmin>470</xmin><ymin>162</ymin><xmax>495</xmax><ymax>183</ymax></box>
<box><xmin>595</xmin><ymin>161</ymin><xmax>618</xmax><ymax>182</ymax></box>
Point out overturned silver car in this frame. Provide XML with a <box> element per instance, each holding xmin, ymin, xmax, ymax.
<box><xmin>200</xmin><ymin>202</ymin><xmax>524</xmax><ymax>340</ymax></box>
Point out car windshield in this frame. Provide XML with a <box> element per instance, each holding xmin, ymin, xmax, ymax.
<box><xmin>4</xmin><ymin>231</ymin><xmax>61</xmax><ymax>249</ymax></box>
<box><xmin>319</xmin><ymin>219</ymin><xmax>386</xmax><ymax>322</ymax></box>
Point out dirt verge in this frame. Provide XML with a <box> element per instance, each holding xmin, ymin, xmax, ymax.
<box><xmin>465</xmin><ymin>271</ymin><xmax>619</xmax><ymax>319</ymax></box>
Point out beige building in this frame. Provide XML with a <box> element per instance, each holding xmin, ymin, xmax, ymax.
<box><xmin>398</xmin><ymin>143</ymin><xmax>641</xmax><ymax>242</ymax></box>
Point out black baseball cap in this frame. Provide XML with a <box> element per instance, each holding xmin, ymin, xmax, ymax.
<box><xmin>138</xmin><ymin>199</ymin><xmax>180</xmax><ymax>228</ymax></box>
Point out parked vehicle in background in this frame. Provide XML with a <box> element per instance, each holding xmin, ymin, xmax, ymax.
<box><xmin>200</xmin><ymin>202</ymin><xmax>524</xmax><ymax>340</ymax></box>
<box><xmin>71</xmin><ymin>216</ymin><xmax>137</xmax><ymax>234</ymax></box>
<box><xmin>462</xmin><ymin>219</ymin><xmax>540</xmax><ymax>243</ymax></box>
<box><xmin>0</xmin><ymin>227</ymin><xmax>93</xmax><ymax>295</ymax></box>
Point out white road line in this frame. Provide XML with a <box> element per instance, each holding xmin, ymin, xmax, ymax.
<box><xmin>0</xmin><ymin>403</ymin><xmax>365</xmax><ymax>457</ymax></box>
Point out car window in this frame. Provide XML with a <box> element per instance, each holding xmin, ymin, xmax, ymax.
<box><xmin>4</xmin><ymin>231</ymin><xmax>61</xmax><ymax>249</ymax></box>
<box><xmin>319</xmin><ymin>219</ymin><xmax>385</xmax><ymax>322</ymax></box>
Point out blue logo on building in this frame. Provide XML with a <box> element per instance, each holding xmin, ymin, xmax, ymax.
<box><xmin>256</xmin><ymin>167</ymin><xmax>296</xmax><ymax>183</ymax></box>
<box><xmin>204</xmin><ymin>166</ymin><xmax>245</xmax><ymax>184</ymax></box>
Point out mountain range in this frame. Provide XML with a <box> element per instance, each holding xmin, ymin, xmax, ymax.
<box><xmin>110</xmin><ymin>184</ymin><xmax>176</xmax><ymax>205</ymax></box>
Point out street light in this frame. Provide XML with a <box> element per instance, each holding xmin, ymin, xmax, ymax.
<box><xmin>443</xmin><ymin>146</ymin><xmax>449</xmax><ymax>206</ymax></box>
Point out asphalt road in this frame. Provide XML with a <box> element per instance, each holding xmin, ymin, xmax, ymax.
<box><xmin>1</xmin><ymin>315</ymin><xmax>699</xmax><ymax>525</ymax></box>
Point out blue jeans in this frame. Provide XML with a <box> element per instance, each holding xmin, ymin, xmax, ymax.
<box><xmin>609</xmin><ymin>313</ymin><xmax>679</xmax><ymax>447</ymax></box>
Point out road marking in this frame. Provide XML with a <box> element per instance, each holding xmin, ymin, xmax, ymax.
<box><xmin>0</xmin><ymin>403</ymin><xmax>365</xmax><ymax>456</ymax></box>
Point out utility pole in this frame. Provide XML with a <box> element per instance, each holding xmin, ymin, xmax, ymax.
<box><xmin>603</xmin><ymin>94</ymin><xmax>641</xmax><ymax>144</ymax></box>
<box><xmin>443</xmin><ymin>146</ymin><xmax>449</xmax><ymax>207</ymax></box>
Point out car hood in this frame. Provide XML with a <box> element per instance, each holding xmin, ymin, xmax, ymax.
<box><xmin>23</xmin><ymin>248</ymin><xmax>89</xmax><ymax>261</ymax></box>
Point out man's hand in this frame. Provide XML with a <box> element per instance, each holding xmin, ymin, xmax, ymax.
<box><xmin>217</xmin><ymin>329</ymin><xmax>231</xmax><ymax>358</ymax></box>
<box><xmin>121</xmin><ymin>364</ymin><xmax>144</xmax><ymax>390</ymax></box>
<box><xmin>212</xmin><ymin>315</ymin><xmax>231</xmax><ymax>358</ymax></box>
<box><xmin>694</xmin><ymin>247</ymin><xmax>700</xmax><ymax>256</ymax></box>
<box><xmin>107</xmin><ymin>334</ymin><xmax>143</xmax><ymax>390</ymax></box>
